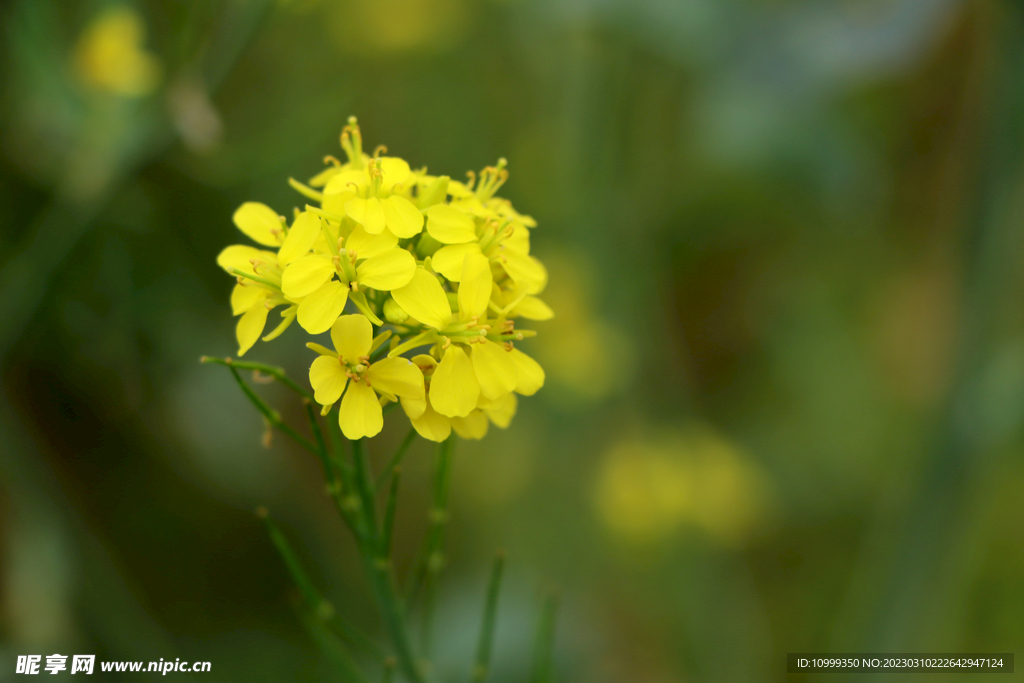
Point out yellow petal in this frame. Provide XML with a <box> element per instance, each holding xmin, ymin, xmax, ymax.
<box><xmin>409</xmin><ymin>397</ymin><xmax>452</xmax><ymax>442</ymax></box>
<box><xmin>233</xmin><ymin>202</ymin><xmax>283</xmax><ymax>247</ymax></box>
<box><xmin>297</xmin><ymin>280</ymin><xmax>349</xmax><ymax>334</ymax></box>
<box><xmin>447</xmin><ymin>180</ymin><xmax>474</xmax><ymax>198</ymax></box>
<box><xmin>346</xmin><ymin>197</ymin><xmax>386</xmax><ymax>234</ymax></box>
<box><xmin>425</xmin><ymin>204</ymin><xmax>477</xmax><ymax>244</ymax></box>
<box><xmin>321</xmin><ymin>189</ymin><xmax>358</xmax><ymax>218</ymax></box>
<box><xmin>330</xmin><ymin>314</ymin><xmax>373</xmax><ymax>361</ymax></box>
<box><xmin>378</xmin><ymin>157</ymin><xmax>411</xmax><ymax>191</ymax></box>
<box><xmin>309</xmin><ymin>355</ymin><xmax>348</xmax><ymax>405</ymax></box>
<box><xmin>382</xmin><ymin>195</ymin><xmax>424</xmax><ymax>238</ymax></box>
<box><xmin>430</xmin><ymin>346</ymin><xmax>480</xmax><ymax>418</ymax></box>
<box><xmin>503</xmin><ymin>223</ymin><xmax>531</xmax><ymax>254</ymax></box>
<box><xmin>400</xmin><ymin>393</ymin><xmax>427</xmax><ymax>420</ymax></box>
<box><xmin>513</xmin><ymin>295</ymin><xmax>554</xmax><ymax>320</ymax></box>
<box><xmin>458</xmin><ymin>253</ymin><xmax>493</xmax><ymax>321</ymax></box>
<box><xmin>236</xmin><ymin>304</ymin><xmax>269</xmax><ymax>356</ymax></box>
<box><xmin>510</xmin><ymin>348</ymin><xmax>544</xmax><ymax>395</ymax></box>
<box><xmin>481</xmin><ymin>392</ymin><xmax>517</xmax><ymax>428</ymax></box>
<box><xmin>502</xmin><ymin>250</ymin><xmax>547</xmax><ymax>294</ymax></box>
<box><xmin>231</xmin><ymin>283</ymin><xmax>269</xmax><ymax>316</ymax></box>
<box><xmin>356</xmin><ymin>248</ymin><xmax>416</xmax><ymax>291</ymax></box>
<box><xmin>281</xmin><ymin>254</ymin><xmax>335</xmax><ymax>299</ymax></box>
<box><xmin>339</xmin><ymin>381</ymin><xmax>384</xmax><ymax>440</ymax></box>
<box><xmin>471</xmin><ymin>340</ymin><xmax>517</xmax><ymax>400</ymax></box>
<box><xmin>391</xmin><ymin>268</ymin><xmax>451</xmax><ymax>330</ymax></box>
<box><xmin>451</xmin><ymin>197</ymin><xmax>488</xmax><ymax>218</ymax></box>
<box><xmin>451</xmin><ymin>410</ymin><xmax>489</xmax><ymax>440</ymax></box>
<box><xmin>323</xmin><ymin>168</ymin><xmax>368</xmax><ymax>195</ymax></box>
<box><xmin>278</xmin><ymin>211</ymin><xmax>322</xmax><ymax>265</ymax></box>
<box><xmin>217</xmin><ymin>244</ymin><xmax>276</xmax><ymax>275</ymax></box>
<box><xmin>346</xmin><ymin>224</ymin><xmax>398</xmax><ymax>259</ymax></box>
<box><xmin>431</xmin><ymin>243</ymin><xmax>482</xmax><ymax>281</ymax></box>
<box><xmin>367</xmin><ymin>356</ymin><xmax>424</xmax><ymax>399</ymax></box>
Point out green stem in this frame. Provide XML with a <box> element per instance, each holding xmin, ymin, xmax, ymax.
<box><xmin>304</xmin><ymin>403</ymin><xmax>364</xmax><ymax>540</ymax></box>
<box><xmin>259</xmin><ymin>509</ymin><xmax>385</xmax><ymax>663</ymax></box>
<box><xmin>294</xmin><ymin>603</ymin><xmax>372</xmax><ymax>683</ymax></box>
<box><xmin>382</xmin><ymin>469</ymin><xmax>401</xmax><ymax>559</ymax></box>
<box><xmin>529</xmin><ymin>593</ymin><xmax>559</xmax><ymax>683</ymax></box>
<box><xmin>304</xmin><ymin>400</ymin><xmax>329</xmax><ymax>458</ymax></box>
<box><xmin>471</xmin><ymin>552</ymin><xmax>506</xmax><ymax>683</ymax></box>
<box><xmin>381</xmin><ymin>659</ymin><xmax>396</xmax><ymax>683</ymax></box>
<box><xmin>377</xmin><ymin>428</ymin><xmax>418</xmax><ymax>489</ymax></box>
<box><xmin>351</xmin><ymin>439</ymin><xmax>426</xmax><ymax>683</ymax></box>
<box><xmin>408</xmin><ymin>436</ymin><xmax>455</xmax><ymax>661</ymax></box>
<box><xmin>362</xmin><ymin>554</ymin><xmax>426</xmax><ymax>683</ymax></box>
<box><xmin>200</xmin><ymin>356</ymin><xmax>313</xmax><ymax>400</ymax></box>
<box><xmin>351</xmin><ymin>439</ymin><xmax>379</xmax><ymax>545</ymax></box>
<box><xmin>227</xmin><ymin>366</ymin><xmax>316</xmax><ymax>454</ymax></box>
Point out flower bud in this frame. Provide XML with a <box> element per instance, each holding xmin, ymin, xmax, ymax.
<box><xmin>416</xmin><ymin>175</ymin><xmax>450</xmax><ymax>209</ymax></box>
<box><xmin>384</xmin><ymin>297</ymin><xmax>409</xmax><ymax>324</ymax></box>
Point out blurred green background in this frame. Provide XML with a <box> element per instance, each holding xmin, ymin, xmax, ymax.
<box><xmin>3</xmin><ymin>0</ymin><xmax>1024</xmax><ymax>680</ymax></box>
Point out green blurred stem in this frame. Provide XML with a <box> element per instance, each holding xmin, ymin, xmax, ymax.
<box><xmin>361</xmin><ymin>544</ymin><xmax>425</xmax><ymax>683</ymax></box>
<box><xmin>259</xmin><ymin>509</ymin><xmax>385</xmax><ymax>665</ymax></box>
<box><xmin>295</xmin><ymin>606</ymin><xmax>370</xmax><ymax>683</ymax></box>
<box><xmin>304</xmin><ymin>402</ymin><xmax>364</xmax><ymax>541</ymax></box>
<box><xmin>377</xmin><ymin>428</ymin><xmax>417</xmax><ymax>489</ymax></box>
<box><xmin>201</xmin><ymin>355</ymin><xmax>313</xmax><ymax>400</ymax></box>
<box><xmin>226</xmin><ymin>366</ymin><xmax>316</xmax><ymax>454</ymax></box>
<box><xmin>349</xmin><ymin>439</ymin><xmax>425</xmax><ymax>683</ymax></box>
<box><xmin>381</xmin><ymin>658</ymin><xmax>396</xmax><ymax>683</ymax></box>
<box><xmin>471</xmin><ymin>552</ymin><xmax>506</xmax><ymax>683</ymax></box>
<box><xmin>529</xmin><ymin>594</ymin><xmax>560</xmax><ymax>683</ymax></box>
<box><xmin>382</xmin><ymin>469</ymin><xmax>401</xmax><ymax>559</ymax></box>
<box><xmin>408</xmin><ymin>437</ymin><xmax>455</xmax><ymax>658</ymax></box>
<box><xmin>304</xmin><ymin>401</ymin><xmax>329</xmax><ymax>458</ymax></box>
<box><xmin>351</xmin><ymin>439</ymin><xmax>379</xmax><ymax>544</ymax></box>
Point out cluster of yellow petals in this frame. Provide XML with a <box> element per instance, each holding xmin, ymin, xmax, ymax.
<box><xmin>216</xmin><ymin>118</ymin><xmax>551</xmax><ymax>442</ymax></box>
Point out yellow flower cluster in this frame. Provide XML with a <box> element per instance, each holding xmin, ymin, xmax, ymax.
<box><xmin>217</xmin><ymin>118</ymin><xmax>551</xmax><ymax>443</ymax></box>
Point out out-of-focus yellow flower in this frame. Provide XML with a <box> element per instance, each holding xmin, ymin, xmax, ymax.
<box><xmin>308</xmin><ymin>316</ymin><xmax>424</xmax><ymax>439</ymax></box>
<box><xmin>217</xmin><ymin>117</ymin><xmax>549</xmax><ymax>438</ymax></box>
<box><xmin>325</xmin><ymin>0</ymin><xmax>470</xmax><ymax>54</ymax></box>
<box><xmin>73</xmin><ymin>6</ymin><xmax>160</xmax><ymax>97</ymax></box>
<box><xmin>594</xmin><ymin>424</ymin><xmax>772</xmax><ymax>546</ymax></box>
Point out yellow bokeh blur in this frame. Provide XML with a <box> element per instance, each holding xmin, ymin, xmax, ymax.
<box><xmin>73</xmin><ymin>6</ymin><xmax>160</xmax><ymax>97</ymax></box>
<box><xmin>594</xmin><ymin>423</ymin><xmax>773</xmax><ymax>546</ymax></box>
<box><xmin>325</xmin><ymin>0</ymin><xmax>470</xmax><ymax>53</ymax></box>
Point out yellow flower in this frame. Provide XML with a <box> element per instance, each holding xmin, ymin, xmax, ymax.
<box><xmin>399</xmin><ymin>356</ymin><xmax>517</xmax><ymax>442</ymax></box>
<box><xmin>280</xmin><ymin>221</ymin><xmax>416</xmax><ymax>331</ymax></box>
<box><xmin>308</xmin><ymin>316</ymin><xmax>424</xmax><ymax>440</ymax></box>
<box><xmin>313</xmin><ymin>122</ymin><xmax>424</xmax><ymax>240</ymax></box>
<box><xmin>216</xmin><ymin>116</ymin><xmax>550</xmax><ymax>440</ymax></box>
<box><xmin>73</xmin><ymin>6</ymin><xmax>161</xmax><ymax>97</ymax></box>
<box><xmin>426</xmin><ymin>161</ymin><xmax>548</xmax><ymax>298</ymax></box>
<box><xmin>217</xmin><ymin>203</ymin><xmax>298</xmax><ymax>356</ymax></box>
<box><xmin>388</xmin><ymin>254</ymin><xmax>543</xmax><ymax>418</ymax></box>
